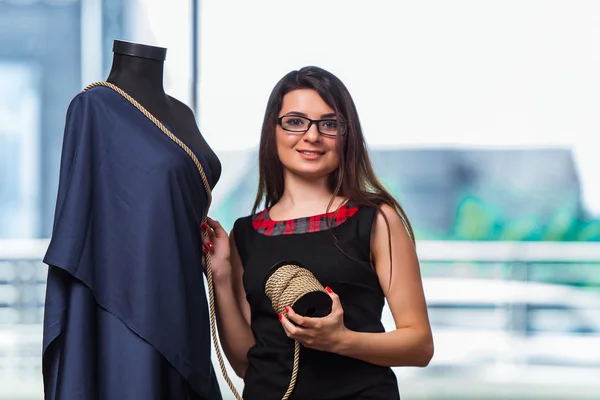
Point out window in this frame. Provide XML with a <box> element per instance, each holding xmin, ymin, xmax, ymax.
<box><xmin>0</xmin><ymin>64</ymin><xmax>41</xmax><ymax>238</ymax></box>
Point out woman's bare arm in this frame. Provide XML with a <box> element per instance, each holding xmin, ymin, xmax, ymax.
<box><xmin>335</xmin><ymin>203</ymin><xmax>434</xmax><ymax>367</ymax></box>
<box><xmin>211</xmin><ymin>226</ymin><xmax>255</xmax><ymax>378</ymax></box>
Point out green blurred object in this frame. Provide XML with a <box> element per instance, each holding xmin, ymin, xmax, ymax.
<box><xmin>452</xmin><ymin>196</ymin><xmax>501</xmax><ymax>240</ymax></box>
<box><xmin>578</xmin><ymin>220</ymin><xmax>600</xmax><ymax>241</ymax></box>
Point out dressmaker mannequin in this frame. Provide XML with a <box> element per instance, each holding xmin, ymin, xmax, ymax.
<box><xmin>107</xmin><ymin>40</ymin><xmax>221</xmax><ymax>187</ymax></box>
<box><xmin>42</xmin><ymin>39</ymin><xmax>224</xmax><ymax>400</ymax></box>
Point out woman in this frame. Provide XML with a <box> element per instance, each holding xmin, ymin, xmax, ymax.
<box><xmin>203</xmin><ymin>66</ymin><xmax>433</xmax><ymax>400</ymax></box>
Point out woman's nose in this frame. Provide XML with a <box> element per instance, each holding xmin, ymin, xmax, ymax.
<box><xmin>303</xmin><ymin>123</ymin><xmax>320</xmax><ymax>142</ymax></box>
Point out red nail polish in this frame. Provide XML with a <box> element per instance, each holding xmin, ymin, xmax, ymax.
<box><xmin>207</xmin><ymin>242</ymin><xmax>213</xmax><ymax>248</ymax></box>
<box><xmin>325</xmin><ymin>286</ymin><xmax>332</xmax><ymax>293</ymax></box>
<box><xmin>279</xmin><ymin>313</ymin><xmax>283</xmax><ymax>321</ymax></box>
<box><xmin>285</xmin><ymin>306</ymin><xmax>290</xmax><ymax>313</ymax></box>
<box><xmin>201</xmin><ymin>223</ymin><xmax>208</xmax><ymax>231</ymax></box>
<box><xmin>202</xmin><ymin>245</ymin><xmax>208</xmax><ymax>254</ymax></box>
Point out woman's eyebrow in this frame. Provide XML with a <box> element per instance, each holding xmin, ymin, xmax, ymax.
<box><xmin>282</xmin><ymin>111</ymin><xmax>337</xmax><ymax>119</ymax></box>
<box><xmin>284</xmin><ymin>111</ymin><xmax>308</xmax><ymax>117</ymax></box>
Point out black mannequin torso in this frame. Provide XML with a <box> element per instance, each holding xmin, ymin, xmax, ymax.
<box><xmin>106</xmin><ymin>40</ymin><xmax>221</xmax><ymax>188</ymax></box>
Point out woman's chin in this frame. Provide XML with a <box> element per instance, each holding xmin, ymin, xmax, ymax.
<box><xmin>286</xmin><ymin>165</ymin><xmax>337</xmax><ymax>180</ymax></box>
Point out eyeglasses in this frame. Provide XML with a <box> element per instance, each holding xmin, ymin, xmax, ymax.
<box><xmin>278</xmin><ymin>115</ymin><xmax>345</xmax><ymax>137</ymax></box>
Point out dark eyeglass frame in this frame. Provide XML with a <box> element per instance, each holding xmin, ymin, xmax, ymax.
<box><xmin>277</xmin><ymin>115</ymin><xmax>346</xmax><ymax>137</ymax></box>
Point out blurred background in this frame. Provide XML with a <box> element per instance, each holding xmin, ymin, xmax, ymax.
<box><xmin>1</xmin><ymin>0</ymin><xmax>600</xmax><ymax>399</ymax></box>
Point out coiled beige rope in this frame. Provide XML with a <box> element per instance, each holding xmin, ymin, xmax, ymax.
<box><xmin>83</xmin><ymin>82</ymin><xmax>323</xmax><ymax>400</ymax></box>
<box><xmin>265</xmin><ymin>264</ymin><xmax>328</xmax><ymax>316</ymax></box>
<box><xmin>264</xmin><ymin>263</ymin><xmax>330</xmax><ymax>399</ymax></box>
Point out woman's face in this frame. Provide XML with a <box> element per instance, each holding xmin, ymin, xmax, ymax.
<box><xmin>275</xmin><ymin>89</ymin><xmax>341</xmax><ymax>180</ymax></box>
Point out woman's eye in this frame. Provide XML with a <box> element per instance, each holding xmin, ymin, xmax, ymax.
<box><xmin>321</xmin><ymin>120</ymin><xmax>338</xmax><ymax>129</ymax></box>
<box><xmin>284</xmin><ymin>117</ymin><xmax>306</xmax><ymax>127</ymax></box>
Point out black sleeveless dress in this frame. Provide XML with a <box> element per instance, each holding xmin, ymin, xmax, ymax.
<box><xmin>232</xmin><ymin>201</ymin><xmax>400</xmax><ymax>400</ymax></box>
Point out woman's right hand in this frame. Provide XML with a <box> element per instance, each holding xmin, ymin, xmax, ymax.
<box><xmin>201</xmin><ymin>217</ymin><xmax>232</xmax><ymax>285</ymax></box>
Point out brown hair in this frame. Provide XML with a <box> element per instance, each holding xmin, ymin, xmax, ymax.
<box><xmin>253</xmin><ymin>67</ymin><xmax>415</xmax><ymax>281</ymax></box>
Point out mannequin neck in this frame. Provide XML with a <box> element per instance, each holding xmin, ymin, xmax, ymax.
<box><xmin>106</xmin><ymin>53</ymin><xmax>165</xmax><ymax>97</ymax></box>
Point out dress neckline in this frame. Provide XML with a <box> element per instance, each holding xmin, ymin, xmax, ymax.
<box><xmin>252</xmin><ymin>200</ymin><xmax>360</xmax><ymax>236</ymax></box>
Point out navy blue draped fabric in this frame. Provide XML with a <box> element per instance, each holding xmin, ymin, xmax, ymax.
<box><xmin>42</xmin><ymin>86</ymin><xmax>222</xmax><ymax>400</ymax></box>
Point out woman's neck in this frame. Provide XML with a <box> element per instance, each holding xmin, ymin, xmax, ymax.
<box><xmin>271</xmin><ymin>171</ymin><xmax>346</xmax><ymax>219</ymax></box>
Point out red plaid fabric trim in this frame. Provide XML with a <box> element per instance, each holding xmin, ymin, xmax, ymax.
<box><xmin>252</xmin><ymin>201</ymin><xmax>359</xmax><ymax>236</ymax></box>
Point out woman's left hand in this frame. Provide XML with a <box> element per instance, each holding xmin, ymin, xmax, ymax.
<box><xmin>200</xmin><ymin>216</ymin><xmax>231</xmax><ymax>285</ymax></box>
<box><xmin>279</xmin><ymin>287</ymin><xmax>349</xmax><ymax>353</ymax></box>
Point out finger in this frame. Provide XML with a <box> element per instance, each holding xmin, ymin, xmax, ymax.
<box><xmin>325</xmin><ymin>286</ymin><xmax>343</xmax><ymax>315</ymax></box>
<box><xmin>279</xmin><ymin>314</ymin><xmax>309</xmax><ymax>343</ymax></box>
<box><xmin>200</xmin><ymin>223</ymin><xmax>216</xmax><ymax>249</ymax></box>
<box><xmin>279</xmin><ymin>313</ymin><xmax>308</xmax><ymax>339</ymax></box>
<box><xmin>284</xmin><ymin>306</ymin><xmax>307</xmax><ymax>327</ymax></box>
<box><xmin>200</xmin><ymin>224</ymin><xmax>212</xmax><ymax>241</ymax></box>
<box><xmin>206</xmin><ymin>217</ymin><xmax>228</xmax><ymax>238</ymax></box>
<box><xmin>201</xmin><ymin>236</ymin><xmax>214</xmax><ymax>253</ymax></box>
<box><xmin>285</xmin><ymin>306</ymin><xmax>321</xmax><ymax>328</ymax></box>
